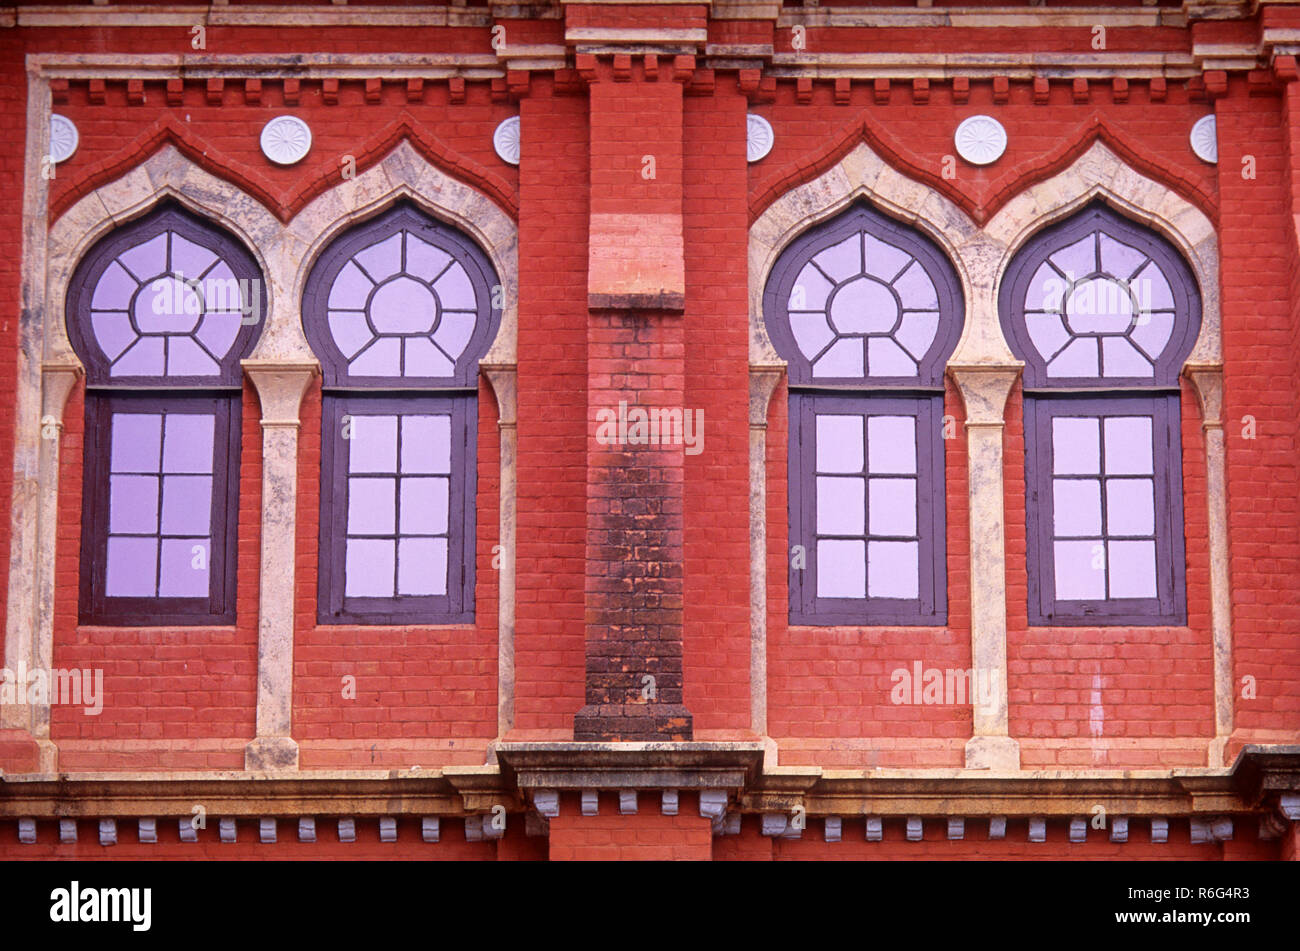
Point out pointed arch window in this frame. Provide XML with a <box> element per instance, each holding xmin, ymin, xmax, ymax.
<box><xmin>66</xmin><ymin>203</ymin><xmax>265</xmax><ymax>625</ymax></box>
<box><xmin>1000</xmin><ymin>202</ymin><xmax>1200</xmax><ymax>625</ymax></box>
<box><xmin>764</xmin><ymin>202</ymin><xmax>964</xmax><ymax>625</ymax></box>
<box><xmin>303</xmin><ymin>203</ymin><xmax>499</xmax><ymax>624</ymax></box>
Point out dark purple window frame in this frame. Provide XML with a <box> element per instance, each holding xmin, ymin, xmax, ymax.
<box><xmin>65</xmin><ymin>201</ymin><xmax>264</xmax><ymax>388</ymax></box>
<box><xmin>763</xmin><ymin>200</ymin><xmax>964</xmax><ymax>388</ymax></box>
<box><xmin>317</xmin><ymin>394</ymin><xmax>476</xmax><ymax>626</ymax></box>
<box><xmin>79</xmin><ymin>392</ymin><xmax>241</xmax><ymax>626</ymax></box>
<box><xmin>301</xmin><ymin>201</ymin><xmax>500</xmax><ymax>389</ymax></box>
<box><xmin>789</xmin><ymin>392</ymin><xmax>947</xmax><ymax>625</ymax></box>
<box><xmin>1023</xmin><ymin>393</ymin><xmax>1187</xmax><ymax>626</ymax></box>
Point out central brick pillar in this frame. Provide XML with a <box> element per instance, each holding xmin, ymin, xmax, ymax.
<box><xmin>573</xmin><ymin>53</ymin><xmax>693</xmax><ymax>740</ymax></box>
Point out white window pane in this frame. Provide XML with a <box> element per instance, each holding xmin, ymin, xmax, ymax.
<box><xmin>109</xmin><ymin>475</ymin><xmax>159</xmax><ymax>534</ymax></box>
<box><xmin>158</xmin><ymin>538</ymin><xmax>210</xmax><ymax>597</ymax></box>
<box><xmin>401</xmin><ymin>415</ymin><xmax>452</xmax><ymax>474</ymax></box>
<box><xmin>1108</xmin><ymin>541</ymin><xmax>1157</xmax><ymax>598</ymax></box>
<box><xmin>867</xmin><ymin>337</ymin><xmax>916</xmax><ymax>377</ymax></box>
<box><xmin>790</xmin><ymin>312</ymin><xmax>834</xmax><ymax>362</ymax></box>
<box><xmin>812</xmin><ymin>234</ymin><xmax>861</xmax><ymax>283</ymax></box>
<box><xmin>161</xmin><ymin>475</ymin><xmax>212</xmax><ymax>535</ymax></box>
<box><xmin>790</xmin><ymin>262</ymin><xmax>833</xmax><ymax>311</ymax></box>
<box><xmin>817</xmin><ymin>476</ymin><xmax>865</xmax><ymax>535</ymax></box>
<box><xmin>347</xmin><ymin>478</ymin><xmax>396</xmax><ymax>535</ymax></box>
<box><xmin>349</xmin><ymin>415</ymin><xmax>398</xmax><ymax>473</ymax></box>
<box><xmin>1102</xmin><ymin>336</ymin><xmax>1152</xmax><ymax>377</ymax></box>
<box><xmin>867</xmin><ymin>416</ymin><xmax>916</xmax><ymax>474</ymax></box>
<box><xmin>868</xmin><ymin>479</ymin><xmax>916</xmax><ymax>536</ymax></box>
<box><xmin>815</xmin><ymin>415</ymin><xmax>863</xmax><ymax>473</ymax></box>
<box><xmin>400</xmin><ymin>477</ymin><xmax>450</xmax><ymax>535</ymax></box>
<box><xmin>111</xmin><ymin>414</ymin><xmax>162</xmax><ymax>472</ymax></box>
<box><xmin>105</xmin><ymin>537</ymin><xmax>158</xmax><ymax>597</ymax></box>
<box><xmin>816</xmin><ymin>539</ymin><xmax>865</xmax><ymax>598</ymax></box>
<box><xmin>1053</xmin><ymin>479</ymin><xmax>1101</xmax><ymax>537</ymax></box>
<box><xmin>1106</xmin><ymin>479</ymin><xmax>1155</xmax><ymax>536</ymax></box>
<box><xmin>1104</xmin><ymin>417</ymin><xmax>1153</xmax><ymax>474</ymax></box>
<box><xmin>1052</xmin><ymin>417</ymin><xmax>1100</xmax><ymax>475</ymax></box>
<box><xmin>345</xmin><ymin>539</ymin><xmax>395</xmax><ymax>597</ymax></box>
<box><xmin>398</xmin><ymin>537</ymin><xmax>448</xmax><ymax>596</ymax></box>
<box><xmin>1047</xmin><ymin>337</ymin><xmax>1099</xmax><ymax>377</ymax></box>
<box><xmin>1054</xmin><ymin>540</ymin><xmax>1106</xmax><ymax>600</ymax></box>
<box><xmin>868</xmin><ymin>541</ymin><xmax>918</xmax><ymax>599</ymax></box>
<box><xmin>812</xmin><ymin>337</ymin><xmax>864</xmax><ymax>377</ymax></box>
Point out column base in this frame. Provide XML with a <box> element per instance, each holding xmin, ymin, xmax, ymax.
<box><xmin>245</xmin><ymin>736</ymin><xmax>300</xmax><ymax>771</ymax></box>
<box><xmin>965</xmin><ymin>735</ymin><xmax>1020</xmax><ymax>770</ymax></box>
<box><xmin>574</xmin><ymin>704</ymin><xmax>693</xmax><ymax>742</ymax></box>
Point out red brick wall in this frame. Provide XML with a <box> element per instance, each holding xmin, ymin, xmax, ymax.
<box><xmin>547</xmin><ymin>792</ymin><xmax>712</xmax><ymax>861</ymax></box>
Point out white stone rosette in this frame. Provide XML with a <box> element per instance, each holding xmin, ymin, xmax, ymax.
<box><xmin>493</xmin><ymin>116</ymin><xmax>521</xmax><ymax>166</ymax></box>
<box><xmin>49</xmin><ymin>114</ymin><xmax>79</xmax><ymax>164</ymax></box>
<box><xmin>954</xmin><ymin>115</ymin><xmax>1007</xmax><ymax>166</ymax></box>
<box><xmin>260</xmin><ymin>115</ymin><xmax>312</xmax><ymax>165</ymax></box>
<box><xmin>1190</xmin><ymin>115</ymin><xmax>1218</xmax><ymax>164</ymax></box>
<box><xmin>747</xmin><ymin>114</ymin><xmax>774</xmax><ymax>162</ymax></box>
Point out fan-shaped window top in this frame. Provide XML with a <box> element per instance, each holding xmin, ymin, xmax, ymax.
<box><xmin>304</xmin><ymin>204</ymin><xmax>499</xmax><ymax>388</ymax></box>
<box><xmin>67</xmin><ymin>204</ymin><xmax>264</xmax><ymax>386</ymax></box>
<box><xmin>764</xmin><ymin>203</ymin><xmax>964</xmax><ymax>387</ymax></box>
<box><xmin>1000</xmin><ymin>203</ymin><xmax>1201</xmax><ymax>388</ymax></box>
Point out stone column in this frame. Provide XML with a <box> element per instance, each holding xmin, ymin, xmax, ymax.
<box><xmin>0</xmin><ymin>363</ymin><xmax>81</xmax><ymax>772</ymax></box>
<box><xmin>949</xmin><ymin>365</ymin><xmax>1021</xmax><ymax>770</ymax></box>
<box><xmin>748</xmin><ymin>366</ymin><xmax>784</xmax><ymax>739</ymax></box>
<box><xmin>1185</xmin><ymin>364</ymin><xmax>1234</xmax><ymax>766</ymax></box>
<box><xmin>483</xmin><ymin>365</ymin><xmax>518</xmax><ymax>738</ymax></box>
<box><xmin>242</xmin><ymin>361</ymin><xmax>317</xmax><ymax>771</ymax></box>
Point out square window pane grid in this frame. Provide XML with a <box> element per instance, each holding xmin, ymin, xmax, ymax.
<box><xmin>1050</xmin><ymin>413</ymin><xmax>1158</xmax><ymax>602</ymax></box>
<box><xmin>104</xmin><ymin>410</ymin><xmax>215</xmax><ymax>599</ymax></box>
<box><xmin>342</xmin><ymin>413</ymin><xmax>453</xmax><ymax>599</ymax></box>
<box><xmin>813</xmin><ymin>411</ymin><xmax>920</xmax><ymax>600</ymax></box>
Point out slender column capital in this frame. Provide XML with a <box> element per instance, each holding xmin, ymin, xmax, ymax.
<box><xmin>947</xmin><ymin>363</ymin><xmax>1022</xmax><ymax>427</ymax></box>
<box><xmin>1183</xmin><ymin>362</ymin><xmax>1225</xmax><ymax>428</ymax></box>
<box><xmin>241</xmin><ymin>360</ymin><xmax>318</xmax><ymax>428</ymax></box>
<box><xmin>39</xmin><ymin>361</ymin><xmax>82</xmax><ymax>424</ymax></box>
<box><xmin>748</xmin><ymin>364</ymin><xmax>784</xmax><ymax>430</ymax></box>
<box><xmin>482</xmin><ymin>363</ymin><xmax>518</xmax><ymax>429</ymax></box>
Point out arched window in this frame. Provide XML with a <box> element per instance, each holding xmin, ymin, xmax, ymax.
<box><xmin>1000</xmin><ymin>201</ymin><xmax>1200</xmax><ymax>625</ymax></box>
<box><xmin>66</xmin><ymin>203</ymin><xmax>264</xmax><ymax>624</ymax></box>
<box><xmin>764</xmin><ymin>201</ymin><xmax>964</xmax><ymax>625</ymax></box>
<box><xmin>303</xmin><ymin>202</ymin><xmax>499</xmax><ymax>624</ymax></box>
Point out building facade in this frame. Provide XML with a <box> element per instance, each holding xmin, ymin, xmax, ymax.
<box><xmin>0</xmin><ymin>0</ymin><xmax>1298</xmax><ymax>861</ymax></box>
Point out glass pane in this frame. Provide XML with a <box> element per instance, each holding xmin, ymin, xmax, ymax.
<box><xmin>399</xmin><ymin>477</ymin><xmax>449</xmax><ymax>535</ymax></box>
<box><xmin>405</xmin><ymin>233</ymin><xmax>453</xmax><ymax>283</ymax></box>
<box><xmin>91</xmin><ymin>312</ymin><xmax>136</xmax><ymax>361</ymax></box>
<box><xmin>1024</xmin><ymin>312</ymin><xmax>1069</xmax><ymax>364</ymax></box>
<box><xmin>1106</xmin><ymin>479</ymin><xmax>1155</xmax><ymax>536</ymax></box>
<box><xmin>867</xmin><ymin>337</ymin><xmax>916</xmax><ymax>377</ymax></box>
<box><xmin>1048</xmin><ymin>233</ymin><xmax>1096</xmax><ymax>280</ymax></box>
<box><xmin>400</xmin><ymin>416</ymin><xmax>451</xmax><ymax>473</ymax></box>
<box><xmin>432</xmin><ymin>311</ymin><xmax>477</xmax><ymax>362</ymax></box>
<box><xmin>345</xmin><ymin>538</ymin><xmax>396</xmax><ymax>597</ymax></box>
<box><xmin>349</xmin><ymin>415</ymin><xmax>398</xmax><ymax>473</ymax></box>
<box><xmin>1132</xmin><ymin>260</ymin><xmax>1174</xmax><ymax>310</ymax></box>
<box><xmin>829</xmin><ymin>277</ymin><xmax>896</xmax><ymax>334</ymax></box>
<box><xmin>200</xmin><ymin>262</ymin><xmax>242</xmax><ymax>313</ymax></box>
<box><xmin>812</xmin><ymin>338</ymin><xmax>864</xmax><ymax>377</ymax></box>
<box><xmin>816</xmin><ymin>539</ymin><xmax>865</xmax><ymax>598</ymax></box>
<box><xmin>867</xmin><ymin>541</ymin><xmax>918</xmax><ymax>598</ymax></box>
<box><xmin>815</xmin><ymin>415</ymin><xmax>863</xmax><ymax>473</ymax></box>
<box><xmin>1130</xmin><ymin>311</ymin><xmax>1174</xmax><ymax>360</ymax></box>
<box><xmin>403</xmin><ymin>337</ymin><xmax>455</xmax><ymax>378</ymax></box>
<box><xmin>158</xmin><ymin>538</ymin><xmax>210</xmax><ymax>597</ymax></box>
<box><xmin>91</xmin><ymin>261</ymin><xmax>138</xmax><ymax>311</ymax></box>
<box><xmin>893</xmin><ymin>313</ymin><xmax>938</xmax><ymax>360</ymax></box>
<box><xmin>370</xmin><ymin>276</ymin><xmax>437</xmax><ymax>334</ymax></box>
<box><xmin>347</xmin><ymin>478</ymin><xmax>396</xmax><ymax>535</ymax></box>
<box><xmin>112</xmin><ymin>338</ymin><xmax>166</xmax><ymax>376</ymax></box>
<box><xmin>868</xmin><ymin>478</ymin><xmax>916</xmax><ymax>536</ymax></box>
<box><xmin>1103</xmin><ymin>417</ymin><xmax>1153</xmax><ymax>474</ymax></box>
<box><xmin>867</xmin><ymin>416</ymin><xmax>916</xmax><ymax>474</ymax></box>
<box><xmin>1047</xmin><ymin>337</ymin><xmax>1099</xmax><ymax>377</ymax></box>
<box><xmin>1065</xmin><ymin>277</ymin><xmax>1131</xmax><ymax>334</ymax></box>
<box><xmin>328</xmin><ymin>311</ymin><xmax>373</xmax><ymax>359</ymax></box>
<box><xmin>111</xmin><ymin>414</ymin><xmax>162</xmax><ymax>472</ymax></box>
<box><xmin>789</xmin><ymin>312</ymin><xmax>834</xmax><ymax>362</ymax></box>
<box><xmin>1025</xmin><ymin>261</ymin><xmax>1064</xmax><ymax>313</ymax></box>
<box><xmin>1101</xmin><ymin>336</ymin><xmax>1152</xmax><ymax>377</ymax></box>
<box><xmin>170</xmin><ymin>233</ymin><xmax>219</xmax><ymax>281</ymax></box>
<box><xmin>116</xmin><ymin>233</ymin><xmax>167</xmax><ymax>280</ymax></box>
<box><xmin>1107</xmin><ymin>540</ymin><xmax>1157</xmax><ymax>598</ymax></box>
<box><xmin>812</xmin><ymin>234</ymin><xmax>861</xmax><ymax>283</ymax></box>
<box><xmin>891</xmin><ymin>260</ymin><xmax>938</xmax><ymax>310</ymax></box>
<box><xmin>354</xmin><ymin>233</ymin><xmax>403</xmax><ymax>282</ymax></box>
<box><xmin>1052</xmin><ymin>417</ymin><xmax>1100</xmax><ymax>475</ymax></box>
<box><xmin>1053</xmin><ymin>478</ymin><xmax>1101</xmax><ymax>537</ymax></box>
<box><xmin>109</xmin><ymin>475</ymin><xmax>159</xmax><ymax>534</ymax></box>
<box><xmin>1054</xmin><ymin>539</ymin><xmax>1106</xmax><ymax>600</ymax></box>
<box><xmin>1098</xmin><ymin>233</ymin><xmax>1147</xmax><ymax>281</ymax></box>
<box><xmin>397</xmin><ymin>537</ymin><xmax>448</xmax><ymax>596</ymax></box>
<box><xmin>162</xmin><ymin>415</ymin><xmax>215</xmax><ymax>474</ymax></box>
<box><xmin>791</xmin><ymin>262</ymin><xmax>833</xmax><ymax>311</ymax></box>
<box><xmin>194</xmin><ymin>312</ymin><xmax>243</xmax><ymax>362</ymax></box>
<box><xmin>328</xmin><ymin>261</ymin><xmax>374</xmax><ymax>310</ymax></box>
<box><xmin>134</xmin><ymin>276</ymin><xmax>201</xmax><ymax>334</ymax></box>
<box><xmin>161</xmin><ymin>475</ymin><xmax>213</xmax><ymax>535</ymax></box>
<box><xmin>349</xmin><ymin>337</ymin><xmax>403</xmax><ymax>376</ymax></box>
<box><xmin>432</xmin><ymin>262</ymin><xmax>476</xmax><ymax>312</ymax></box>
<box><xmin>105</xmin><ymin>537</ymin><xmax>158</xmax><ymax>597</ymax></box>
<box><xmin>816</xmin><ymin>476</ymin><xmax>865</xmax><ymax>535</ymax></box>
<box><xmin>862</xmin><ymin>234</ymin><xmax>912</xmax><ymax>282</ymax></box>
<box><xmin>166</xmin><ymin>337</ymin><xmax>220</xmax><ymax>376</ymax></box>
